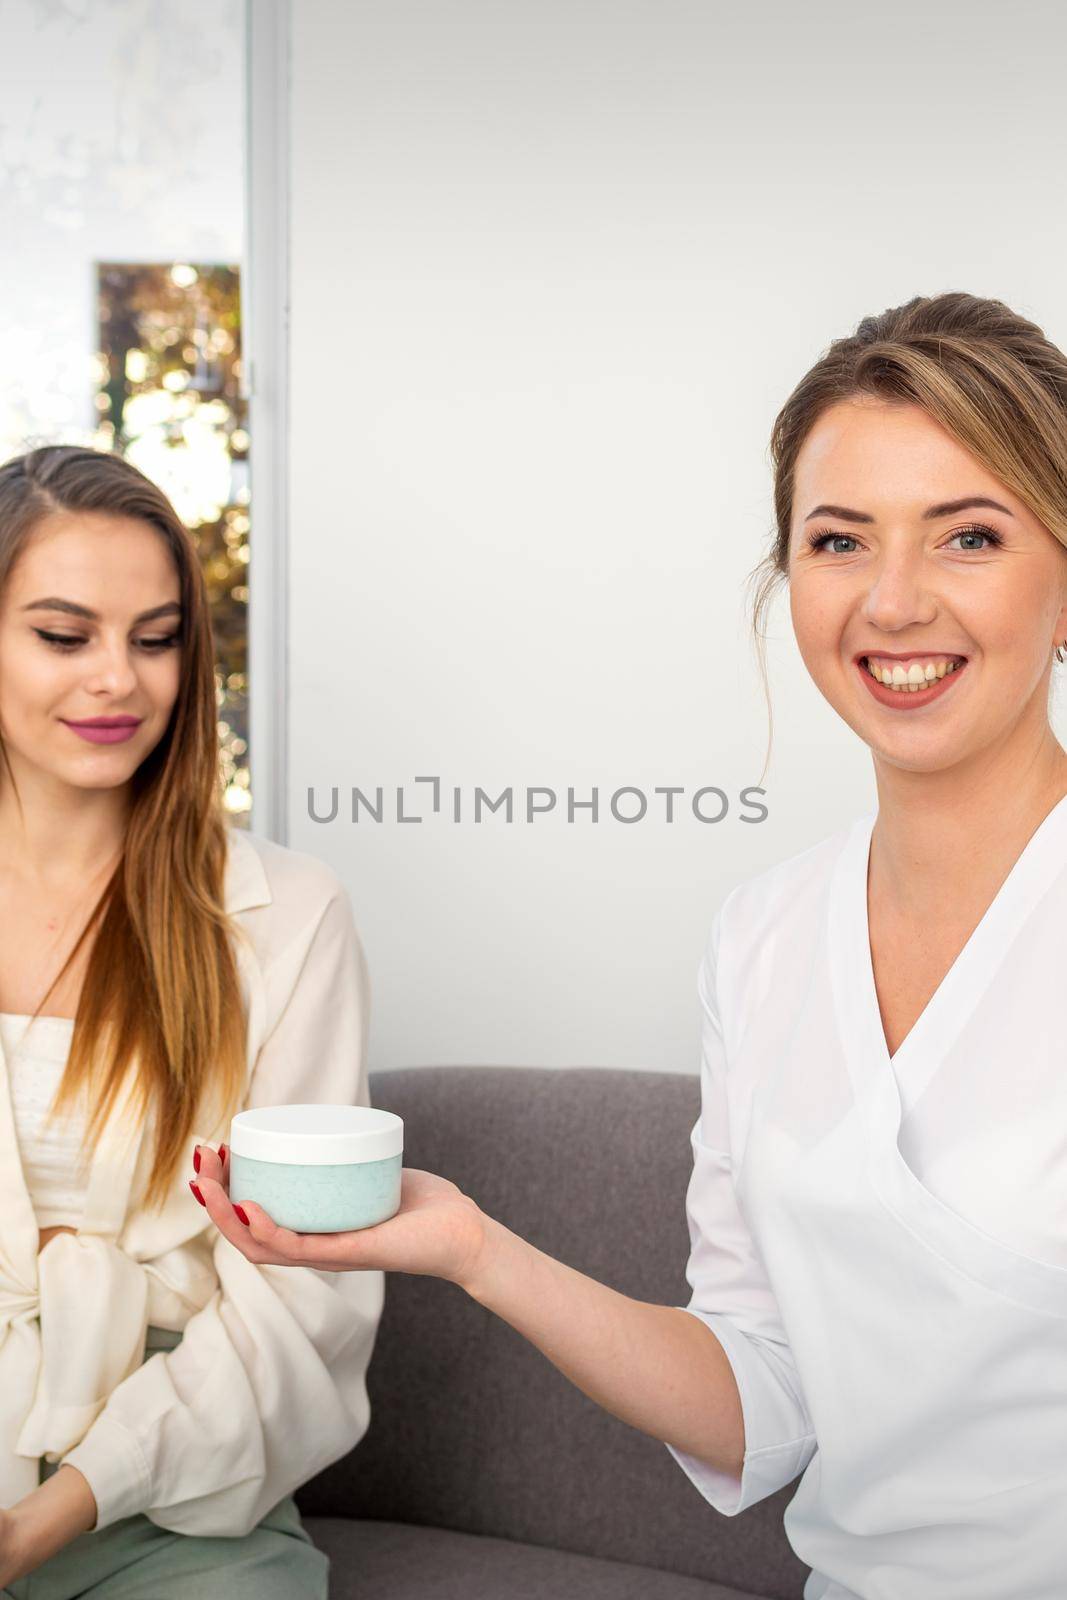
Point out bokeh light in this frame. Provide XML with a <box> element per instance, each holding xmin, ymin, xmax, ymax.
<box><xmin>97</xmin><ymin>262</ymin><xmax>251</xmax><ymax>823</ymax></box>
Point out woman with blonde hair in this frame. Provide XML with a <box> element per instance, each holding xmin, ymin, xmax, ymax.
<box><xmin>198</xmin><ymin>292</ymin><xmax>1067</xmax><ymax>1598</ymax></box>
<box><xmin>0</xmin><ymin>445</ymin><xmax>382</xmax><ymax>1596</ymax></box>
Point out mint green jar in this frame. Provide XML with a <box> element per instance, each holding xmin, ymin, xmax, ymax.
<box><xmin>228</xmin><ymin>1104</ymin><xmax>403</xmax><ymax>1233</ymax></box>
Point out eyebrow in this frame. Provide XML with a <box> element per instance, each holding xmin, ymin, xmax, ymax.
<box><xmin>803</xmin><ymin>496</ymin><xmax>1016</xmax><ymax>524</ymax></box>
<box><xmin>20</xmin><ymin>598</ymin><xmax>182</xmax><ymax>624</ymax></box>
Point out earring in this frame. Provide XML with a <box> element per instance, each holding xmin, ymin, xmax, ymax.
<box><xmin>1056</xmin><ymin>640</ymin><xmax>1067</xmax><ymax>664</ymax></box>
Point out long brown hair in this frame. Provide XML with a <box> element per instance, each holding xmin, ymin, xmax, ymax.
<box><xmin>0</xmin><ymin>445</ymin><xmax>246</xmax><ymax>1208</ymax></box>
<box><xmin>747</xmin><ymin>291</ymin><xmax>1067</xmax><ymax>783</ymax></box>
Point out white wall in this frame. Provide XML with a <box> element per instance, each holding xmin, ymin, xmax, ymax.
<box><xmin>286</xmin><ymin>0</ymin><xmax>1067</xmax><ymax>1073</ymax></box>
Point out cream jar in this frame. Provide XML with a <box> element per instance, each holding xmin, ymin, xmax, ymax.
<box><xmin>228</xmin><ymin>1104</ymin><xmax>403</xmax><ymax>1232</ymax></box>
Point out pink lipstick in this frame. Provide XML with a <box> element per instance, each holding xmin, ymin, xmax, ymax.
<box><xmin>61</xmin><ymin>716</ymin><xmax>142</xmax><ymax>745</ymax></box>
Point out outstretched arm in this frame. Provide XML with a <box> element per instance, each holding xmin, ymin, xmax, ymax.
<box><xmin>196</xmin><ymin>1144</ymin><xmax>745</xmax><ymax>1481</ymax></box>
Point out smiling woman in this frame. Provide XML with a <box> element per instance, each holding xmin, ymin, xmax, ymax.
<box><xmin>20</xmin><ymin>584</ymin><xmax>182</xmax><ymax>745</ymax></box>
<box><xmin>783</xmin><ymin>397</ymin><xmax>1067</xmax><ymax>774</ymax></box>
<box><xmin>10</xmin><ymin>542</ymin><xmax>182</xmax><ymax>745</ymax></box>
<box><xmin>195</xmin><ymin>292</ymin><xmax>1067</xmax><ymax>1600</ymax></box>
<box><xmin>0</xmin><ymin>448</ymin><xmax>244</xmax><ymax>1193</ymax></box>
<box><xmin>0</xmin><ymin>444</ymin><xmax>378</xmax><ymax>1599</ymax></box>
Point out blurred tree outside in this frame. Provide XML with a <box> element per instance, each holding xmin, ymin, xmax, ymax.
<box><xmin>96</xmin><ymin>262</ymin><xmax>250</xmax><ymax>823</ymax></box>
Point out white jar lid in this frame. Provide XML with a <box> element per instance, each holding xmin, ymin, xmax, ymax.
<box><xmin>229</xmin><ymin>1103</ymin><xmax>403</xmax><ymax>1166</ymax></box>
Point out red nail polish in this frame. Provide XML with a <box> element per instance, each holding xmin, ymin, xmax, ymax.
<box><xmin>189</xmin><ymin>1180</ymin><xmax>205</xmax><ymax>1207</ymax></box>
<box><xmin>193</xmin><ymin>1148</ymin><xmax>201</xmax><ymax>1174</ymax></box>
<box><xmin>219</xmin><ymin>1144</ymin><xmax>227</xmax><ymax>1164</ymax></box>
<box><xmin>233</xmin><ymin>1205</ymin><xmax>250</xmax><ymax>1226</ymax></box>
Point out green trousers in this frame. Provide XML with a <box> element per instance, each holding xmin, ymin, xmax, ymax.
<box><xmin>4</xmin><ymin>1328</ymin><xmax>329</xmax><ymax>1599</ymax></box>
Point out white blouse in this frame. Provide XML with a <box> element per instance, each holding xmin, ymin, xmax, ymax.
<box><xmin>666</xmin><ymin>797</ymin><xmax>1067</xmax><ymax>1600</ymax></box>
<box><xmin>0</xmin><ymin>828</ymin><xmax>384</xmax><ymax>1539</ymax></box>
<box><xmin>1</xmin><ymin>1014</ymin><xmax>86</xmax><ymax>1230</ymax></box>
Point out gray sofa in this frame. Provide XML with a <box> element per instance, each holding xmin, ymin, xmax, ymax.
<box><xmin>296</xmin><ymin>1066</ymin><xmax>810</xmax><ymax>1599</ymax></box>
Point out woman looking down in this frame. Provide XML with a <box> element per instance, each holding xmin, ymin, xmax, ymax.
<box><xmin>0</xmin><ymin>445</ymin><xmax>381</xmax><ymax>1598</ymax></box>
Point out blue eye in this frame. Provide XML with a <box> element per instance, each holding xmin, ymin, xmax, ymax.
<box><xmin>805</xmin><ymin>523</ymin><xmax>1005</xmax><ymax>554</ymax></box>
<box><xmin>806</xmin><ymin>531</ymin><xmax>857</xmax><ymax>554</ymax></box>
<box><xmin>946</xmin><ymin>524</ymin><xmax>1004</xmax><ymax>551</ymax></box>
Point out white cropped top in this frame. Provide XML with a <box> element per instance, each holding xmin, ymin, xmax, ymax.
<box><xmin>0</xmin><ymin>1013</ymin><xmax>87</xmax><ymax>1230</ymax></box>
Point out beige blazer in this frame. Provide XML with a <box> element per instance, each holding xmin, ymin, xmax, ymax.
<box><xmin>0</xmin><ymin>827</ymin><xmax>384</xmax><ymax>1535</ymax></box>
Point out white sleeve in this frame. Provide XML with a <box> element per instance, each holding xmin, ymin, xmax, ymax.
<box><xmin>62</xmin><ymin>869</ymin><xmax>386</xmax><ymax>1536</ymax></box>
<box><xmin>665</xmin><ymin>899</ymin><xmax>817</xmax><ymax>1516</ymax></box>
